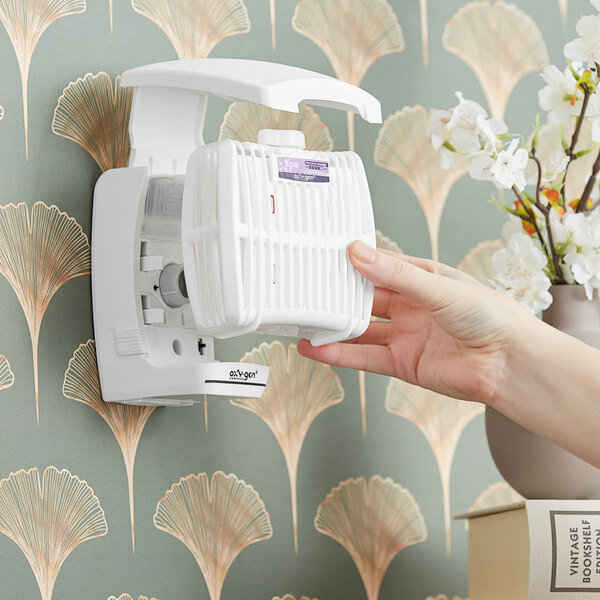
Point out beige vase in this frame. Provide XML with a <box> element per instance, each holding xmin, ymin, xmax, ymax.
<box><xmin>485</xmin><ymin>284</ymin><xmax>600</xmax><ymax>499</ymax></box>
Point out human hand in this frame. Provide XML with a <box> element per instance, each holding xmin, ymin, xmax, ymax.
<box><xmin>297</xmin><ymin>240</ymin><xmax>540</xmax><ymax>405</ymax></box>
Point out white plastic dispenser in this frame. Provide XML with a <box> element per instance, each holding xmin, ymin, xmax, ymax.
<box><xmin>92</xmin><ymin>58</ymin><xmax>381</xmax><ymax>406</ymax></box>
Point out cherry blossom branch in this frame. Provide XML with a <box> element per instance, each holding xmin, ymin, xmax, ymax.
<box><xmin>542</xmin><ymin>209</ymin><xmax>565</xmax><ymax>283</ymax></box>
<box><xmin>530</xmin><ymin>151</ymin><xmax>543</xmax><ymax>207</ymax></box>
<box><xmin>581</xmin><ymin>147</ymin><xmax>600</xmax><ymax>212</ymax></box>
<box><xmin>529</xmin><ymin>152</ymin><xmax>566</xmax><ymax>283</ymax></box>
<box><xmin>576</xmin><ymin>65</ymin><xmax>600</xmax><ymax>213</ymax></box>
<box><xmin>568</xmin><ymin>84</ymin><xmax>590</xmax><ymax>158</ymax></box>
<box><xmin>563</xmin><ymin>83</ymin><xmax>591</xmax><ymax>203</ymax></box>
<box><xmin>511</xmin><ymin>185</ymin><xmax>551</xmax><ymax>266</ymax></box>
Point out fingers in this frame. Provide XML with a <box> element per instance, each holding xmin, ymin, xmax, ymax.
<box><xmin>372</xmin><ymin>286</ymin><xmax>425</xmax><ymax>318</ymax></box>
<box><xmin>372</xmin><ymin>287</ymin><xmax>395</xmax><ymax>318</ymax></box>
<box><xmin>297</xmin><ymin>338</ymin><xmax>395</xmax><ymax>375</ymax></box>
<box><xmin>349</xmin><ymin>241</ymin><xmax>456</xmax><ymax>311</ymax></box>
<box><xmin>345</xmin><ymin>320</ymin><xmax>391</xmax><ymax>346</ymax></box>
<box><xmin>380</xmin><ymin>251</ymin><xmax>475</xmax><ymax>284</ymax></box>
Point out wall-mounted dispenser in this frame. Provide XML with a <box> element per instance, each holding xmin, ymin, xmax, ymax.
<box><xmin>92</xmin><ymin>58</ymin><xmax>381</xmax><ymax>406</ymax></box>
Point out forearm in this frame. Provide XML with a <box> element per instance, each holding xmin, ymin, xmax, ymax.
<box><xmin>494</xmin><ymin>317</ymin><xmax>600</xmax><ymax>467</ymax></box>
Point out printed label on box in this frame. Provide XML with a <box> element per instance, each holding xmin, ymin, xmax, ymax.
<box><xmin>527</xmin><ymin>500</ymin><xmax>600</xmax><ymax>599</ymax></box>
<box><xmin>550</xmin><ymin>511</ymin><xmax>600</xmax><ymax>592</ymax></box>
<box><xmin>277</xmin><ymin>156</ymin><xmax>330</xmax><ymax>183</ymax></box>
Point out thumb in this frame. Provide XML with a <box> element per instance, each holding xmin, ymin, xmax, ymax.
<box><xmin>349</xmin><ymin>240</ymin><xmax>454</xmax><ymax>310</ymax></box>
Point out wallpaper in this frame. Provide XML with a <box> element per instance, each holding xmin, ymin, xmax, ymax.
<box><xmin>0</xmin><ymin>1</ymin><xmax>584</xmax><ymax>599</ymax></box>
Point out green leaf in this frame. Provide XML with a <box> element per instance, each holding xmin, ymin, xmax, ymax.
<box><xmin>489</xmin><ymin>196</ymin><xmax>533</xmax><ymax>220</ymax></box>
<box><xmin>559</xmin><ymin>125</ymin><xmax>569</xmax><ymax>150</ymax></box>
<box><xmin>522</xmin><ymin>191</ymin><xmax>536</xmax><ymax>208</ymax></box>
<box><xmin>568</xmin><ymin>60</ymin><xmax>581</xmax><ymax>81</ymax></box>
<box><xmin>531</xmin><ymin>114</ymin><xmax>540</xmax><ymax>150</ymax></box>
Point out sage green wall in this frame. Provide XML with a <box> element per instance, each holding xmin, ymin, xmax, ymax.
<box><xmin>0</xmin><ymin>1</ymin><xmax>586</xmax><ymax>599</ymax></box>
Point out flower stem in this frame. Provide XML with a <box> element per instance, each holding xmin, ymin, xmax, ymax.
<box><xmin>563</xmin><ymin>84</ymin><xmax>591</xmax><ymax>203</ymax></box>
<box><xmin>543</xmin><ymin>209</ymin><xmax>565</xmax><ymax>283</ymax></box>
<box><xmin>529</xmin><ymin>152</ymin><xmax>565</xmax><ymax>283</ymax></box>
<box><xmin>511</xmin><ymin>185</ymin><xmax>550</xmax><ymax>263</ymax></box>
<box><xmin>581</xmin><ymin>147</ymin><xmax>600</xmax><ymax>212</ymax></box>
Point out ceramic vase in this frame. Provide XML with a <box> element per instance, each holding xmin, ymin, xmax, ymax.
<box><xmin>486</xmin><ymin>284</ymin><xmax>600</xmax><ymax>498</ymax></box>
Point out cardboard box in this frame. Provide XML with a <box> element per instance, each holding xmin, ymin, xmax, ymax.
<box><xmin>456</xmin><ymin>500</ymin><xmax>600</xmax><ymax>600</ymax></box>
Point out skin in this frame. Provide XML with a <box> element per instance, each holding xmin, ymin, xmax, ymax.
<box><xmin>298</xmin><ymin>240</ymin><xmax>600</xmax><ymax>468</ymax></box>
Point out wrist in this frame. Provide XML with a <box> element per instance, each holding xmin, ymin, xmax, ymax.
<box><xmin>493</xmin><ymin>314</ymin><xmax>600</xmax><ymax>464</ymax></box>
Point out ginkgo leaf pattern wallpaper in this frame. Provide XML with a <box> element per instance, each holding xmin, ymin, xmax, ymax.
<box><xmin>0</xmin><ymin>1</ymin><xmax>586</xmax><ymax>598</ymax></box>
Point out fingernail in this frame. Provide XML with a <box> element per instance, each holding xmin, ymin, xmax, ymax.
<box><xmin>351</xmin><ymin>241</ymin><xmax>377</xmax><ymax>264</ymax></box>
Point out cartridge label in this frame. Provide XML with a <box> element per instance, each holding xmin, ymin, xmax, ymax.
<box><xmin>277</xmin><ymin>156</ymin><xmax>330</xmax><ymax>183</ymax></box>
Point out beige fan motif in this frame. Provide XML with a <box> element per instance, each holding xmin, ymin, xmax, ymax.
<box><xmin>0</xmin><ymin>202</ymin><xmax>90</xmax><ymax>424</ymax></box>
<box><xmin>107</xmin><ymin>596</ymin><xmax>159</xmax><ymax>600</ymax></box>
<box><xmin>462</xmin><ymin>481</ymin><xmax>523</xmax><ymax>531</ymax></box>
<box><xmin>458</xmin><ymin>239</ymin><xmax>503</xmax><ymax>282</ymax></box>
<box><xmin>374</xmin><ymin>105</ymin><xmax>469</xmax><ymax>261</ymax></box>
<box><xmin>463</xmin><ymin>480</ymin><xmax>523</xmax><ymax>533</ymax></box>
<box><xmin>315</xmin><ymin>475</ymin><xmax>427</xmax><ymax>600</ymax></box>
<box><xmin>231</xmin><ymin>341</ymin><xmax>344</xmax><ymax>554</ymax></box>
<box><xmin>420</xmin><ymin>0</ymin><xmax>429</xmax><ymax>68</ymax></box>
<box><xmin>52</xmin><ymin>72</ymin><xmax>133</xmax><ymax>172</ymax></box>
<box><xmin>269</xmin><ymin>0</ymin><xmax>276</xmax><ymax>51</ymax></box>
<box><xmin>385</xmin><ymin>378</ymin><xmax>484</xmax><ymax>555</ymax></box>
<box><xmin>0</xmin><ymin>466</ymin><xmax>107</xmax><ymax>600</ymax></box>
<box><xmin>0</xmin><ymin>0</ymin><xmax>86</xmax><ymax>158</ymax></box>
<box><xmin>63</xmin><ymin>340</ymin><xmax>156</xmax><ymax>553</ymax></box>
<box><xmin>442</xmin><ymin>1</ymin><xmax>549</xmax><ymax>120</ymax></box>
<box><xmin>0</xmin><ymin>355</ymin><xmax>14</xmax><ymax>391</ymax></box>
<box><xmin>470</xmin><ymin>481</ymin><xmax>523</xmax><ymax>513</ymax></box>
<box><xmin>351</xmin><ymin>230</ymin><xmax>404</xmax><ymax>438</ymax></box>
<box><xmin>220</xmin><ymin>102</ymin><xmax>333</xmax><ymax>151</ymax></box>
<box><xmin>558</xmin><ymin>0</ymin><xmax>568</xmax><ymax>23</ymax></box>
<box><xmin>154</xmin><ymin>471</ymin><xmax>272</xmax><ymax>600</ymax></box>
<box><xmin>292</xmin><ymin>0</ymin><xmax>404</xmax><ymax>151</ymax></box>
<box><xmin>131</xmin><ymin>0</ymin><xmax>250</xmax><ymax>59</ymax></box>
<box><xmin>376</xmin><ymin>230</ymin><xmax>403</xmax><ymax>255</ymax></box>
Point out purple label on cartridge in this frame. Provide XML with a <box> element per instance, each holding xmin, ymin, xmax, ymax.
<box><xmin>277</xmin><ymin>156</ymin><xmax>330</xmax><ymax>183</ymax></box>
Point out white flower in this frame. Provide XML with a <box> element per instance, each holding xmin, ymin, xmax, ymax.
<box><xmin>564</xmin><ymin>212</ymin><xmax>591</xmax><ymax>246</ymax></box>
<box><xmin>564</xmin><ymin>12</ymin><xmax>600</xmax><ymax>66</ymax></box>
<box><xmin>549</xmin><ymin>208</ymin><xmax>573</xmax><ymax>244</ymax></box>
<box><xmin>544</xmin><ymin>150</ymin><xmax>570</xmax><ymax>182</ymax></box>
<box><xmin>430</xmin><ymin>109</ymin><xmax>451</xmax><ymax>150</ymax></box>
<box><xmin>430</xmin><ymin>109</ymin><xmax>456</xmax><ymax>169</ymax></box>
<box><xmin>475</xmin><ymin>115</ymin><xmax>507</xmax><ymax>156</ymax></box>
<box><xmin>565</xmin><ymin>249</ymin><xmax>600</xmax><ymax>299</ymax></box>
<box><xmin>593</xmin><ymin>0</ymin><xmax>600</xmax><ymax>11</ymax></box>
<box><xmin>538</xmin><ymin>65</ymin><xmax>582</xmax><ymax>126</ymax></box>
<box><xmin>445</xmin><ymin>92</ymin><xmax>488</xmax><ymax>155</ymax></box>
<box><xmin>469</xmin><ymin>154</ymin><xmax>495</xmax><ymax>182</ymax></box>
<box><xmin>504</xmin><ymin>275</ymin><xmax>554</xmax><ymax>313</ymax></box>
<box><xmin>525</xmin><ymin>149</ymin><xmax>570</xmax><ymax>185</ymax></box>
<box><xmin>490</xmin><ymin>139</ymin><xmax>529</xmax><ymax>190</ymax></box>
<box><xmin>491</xmin><ymin>233</ymin><xmax>552</xmax><ymax>313</ymax></box>
<box><xmin>582</xmin><ymin>206</ymin><xmax>600</xmax><ymax>245</ymax></box>
<box><xmin>431</xmin><ymin>94</ymin><xmax>497</xmax><ymax>169</ymax></box>
<box><xmin>492</xmin><ymin>233</ymin><xmax>548</xmax><ymax>287</ymax></box>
